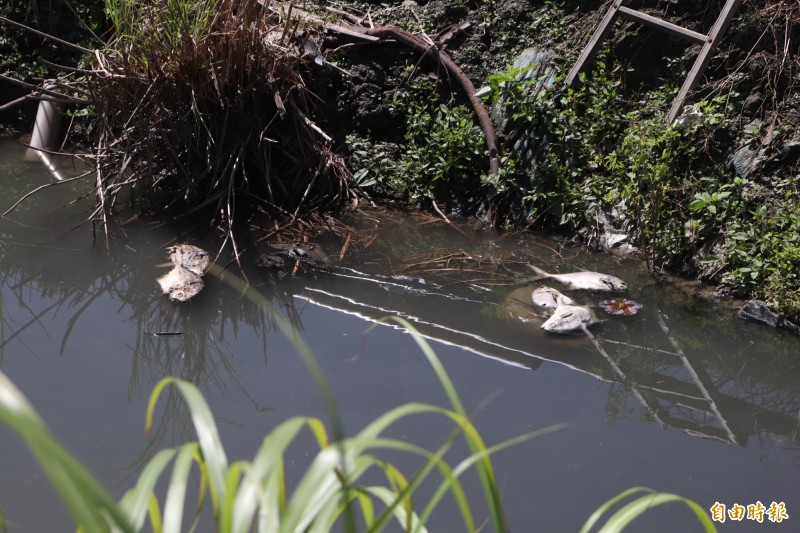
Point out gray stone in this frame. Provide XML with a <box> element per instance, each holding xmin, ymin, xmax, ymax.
<box><xmin>738</xmin><ymin>300</ymin><xmax>800</xmax><ymax>332</ymax></box>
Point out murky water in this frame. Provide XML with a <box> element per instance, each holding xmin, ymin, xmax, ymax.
<box><xmin>0</xmin><ymin>137</ymin><xmax>798</xmax><ymax>532</ymax></box>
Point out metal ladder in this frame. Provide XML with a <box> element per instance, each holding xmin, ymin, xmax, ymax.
<box><xmin>565</xmin><ymin>0</ymin><xmax>743</xmax><ymax>122</ymax></box>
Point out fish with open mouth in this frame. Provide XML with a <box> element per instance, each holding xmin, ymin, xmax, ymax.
<box><xmin>541</xmin><ymin>304</ymin><xmax>600</xmax><ymax>333</ymax></box>
<box><xmin>528</xmin><ymin>265</ymin><xmax>627</xmax><ymax>292</ymax></box>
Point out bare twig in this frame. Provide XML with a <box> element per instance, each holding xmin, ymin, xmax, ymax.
<box><xmin>1</xmin><ymin>170</ymin><xmax>91</xmax><ymax>218</ymax></box>
<box><xmin>0</xmin><ymin>73</ymin><xmax>91</xmax><ymax>104</ymax></box>
<box><xmin>0</xmin><ymin>15</ymin><xmax>94</xmax><ymax>54</ymax></box>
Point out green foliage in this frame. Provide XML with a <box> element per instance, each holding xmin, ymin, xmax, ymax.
<box><xmin>350</xmin><ymin>80</ymin><xmax>486</xmax><ymax>208</ymax></box>
<box><xmin>529</xmin><ymin>1</ymin><xmax>570</xmax><ymax>44</ymax></box>
<box><xmin>104</xmin><ymin>0</ymin><xmax>221</xmax><ymax>64</ymax></box>
<box><xmin>721</xmin><ymin>187</ymin><xmax>800</xmax><ymax>313</ymax></box>
<box><xmin>0</xmin><ymin>370</ymin><xmax>136</xmax><ymax>532</ymax></box>
<box><xmin>0</xmin><ymin>1</ymin><xmax>104</xmax><ymax>90</ymax></box>
<box><xmin>482</xmin><ymin>58</ymin><xmax>629</xmax><ymax>227</ymax></box>
<box><xmin>485</xmin><ymin>52</ymin><xmax>800</xmax><ymax>318</ymax></box>
<box><xmin>581</xmin><ymin>487</ymin><xmax>717</xmax><ymax>533</ymax></box>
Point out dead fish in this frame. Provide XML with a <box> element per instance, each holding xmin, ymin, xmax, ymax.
<box><xmin>168</xmin><ymin>244</ymin><xmax>209</xmax><ymax>276</ymax></box>
<box><xmin>528</xmin><ymin>265</ymin><xmax>627</xmax><ymax>292</ymax></box>
<box><xmin>531</xmin><ymin>286</ymin><xmax>576</xmax><ymax>308</ymax></box>
<box><xmin>157</xmin><ymin>266</ymin><xmax>204</xmax><ymax>302</ymax></box>
<box><xmin>541</xmin><ymin>304</ymin><xmax>600</xmax><ymax>333</ymax></box>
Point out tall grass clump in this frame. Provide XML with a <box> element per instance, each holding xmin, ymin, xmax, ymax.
<box><xmin>88</xmin><ymin>0</ymin><xmax>356</xmax><ymax>245</ymax></box>
<box><xmin>0</xmin><ymin>353</ymin><xmax>716</xmax><ymax>532</ymax></box>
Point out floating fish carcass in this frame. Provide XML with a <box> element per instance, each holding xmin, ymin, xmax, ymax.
<box><xmin>528</xmin><ymin>265</ymin><xmax>627</xmax><ymax>291</ymax></box>
<box><xmin>168</xmin><ymin>244</ymin><xmax>209</xmax><ymax>275</ymax></box>
<box><xmin>541</xmin><ymin>304</ymin><xmax>600</xmax><ymax>333</ymax></box>
<box><xmin>157</xmin><ymin>266</ymin><xmax>204</xmax><ymax>302</ymax></box>
<box><xmin>531</xmin><ymin>286</ymin><xmax>577</xmax><ymax>308</ymax></box>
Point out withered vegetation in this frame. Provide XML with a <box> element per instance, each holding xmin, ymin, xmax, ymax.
<box><xmin>86</xmin><ymin>0</ymin><xmax>356</xmax><ymax>252</ymax></box>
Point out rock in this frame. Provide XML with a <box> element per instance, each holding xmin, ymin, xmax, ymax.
<box><xmin>738</xmin><ymin>300</ymin><xmax>800</xmax><ymax>332</ymax></box>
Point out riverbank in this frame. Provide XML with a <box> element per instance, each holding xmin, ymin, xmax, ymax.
<box><xmin>324</xmin><ymin>0</ymin><xmax>800</xmax><ymax>321</ymax></box>
<box><xmin>1</xmin><ymin>0</ymin><xmax>799</xmax><ymax>322</ymax></box>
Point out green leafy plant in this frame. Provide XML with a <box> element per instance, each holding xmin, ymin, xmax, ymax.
<box><xmin>349</xmin><ymin>77</ymin><xmax>486</xmax><ymax>210</ymax></box>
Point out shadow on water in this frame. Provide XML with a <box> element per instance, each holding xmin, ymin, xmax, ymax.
<box><xmin>0</xmin><ymin>139</ymin><xmax>306</xmax><ymax>463</ymax></box>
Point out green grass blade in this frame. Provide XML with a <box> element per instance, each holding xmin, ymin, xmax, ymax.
<box><xmin>279</xmin><ymin>446</ymin><xmax>344</xmax><ymax>533</ymax></box>
<box><xmin>209</xmin><ymin>265</ymin><xmax>356</xmax><ymax>531</ymax></box>
<box><xmin>0</xmin><ymin>371</ymin><xmax>134</xmax><ymax>532</ymax></box>
<box><xmin>208</xmin><ymin>265</ymin><xmax>344</xmax><ymax>435</ymax></box>
<box><xmin>363</xmin><ymin>436</ymin><xmax>469</xmax><ymax>533</ymax></box>
<box><xmin>162</xmin><ymin>443</ymin><xmax>200</xmax><ymax>533</ymax></box>
<box><xmin>257</xmin><ymin>462</ymin><xmax>285</xmax><ymax>533</ymax></box>
<box><xmin>118</xmin><ymin>448</ymin><xmax>177</xmax><ymax>530</ymax></box>
<box><xmin>372</xmin><ymin>317</ymin><xmax>465</xmax><ymax>415</ymax></box>
<box><xmin>146</xmin><ymin>377</ymin><xmax>228</xmax><ymax>504</ymax></box>
<box><xmin>187</xmin><ymin>447</ymin><xmax>209</xmax><ymax>533</ymax></box>
<box><xmin>581</xmin><ymin>487</ymin><xmax>717</xmax><ymax>533</ymax></box>
<box><xmin>581</xmin><ymin>487</ymin><xmax>654</xmax><ymax>533</ymax></box>
<box><xmin>369</xmin><ymin>316</ymin><xmax>509</xmax><ymax>532</ymax></box>
<box><xmin>221</xmin><ymin>461</ymin><xmax>247</xmax><ymax>533</ymax></box>
<box><xmin>366</xmin><ymin>486</ymin><xmax>428</xmax><ymax>533</ymax></box>
<box><xmin>233</xmin><ymin>417</ymin><xmax>327</xmax><ymax>533</ymax></box>
<box><xmin>145</xmin><ymin>377</ymin><xmax>177</xmax><ymax>437</ymax></box>
<box><xmin>356</xmin><ymin>403</ymin><xmax>441</xmax><ymax>442</ymax></box>
<box><xmin>599</xmin><ymin>492</ymin><xmax>716</xmax><ymax>533</ymax></box>
<box><xmin>147</xmin><ymin>493</ymin><xmax>163</xmax><ymax>533</ymax></box>
<box><xmin>418</xmin><ymin>424</ymin><xmax>566</xmax><ymax>531</ymax></box>
<box><xmin>304</xmin><ymin>454</ymin><xmax>394</xmax><ymax>533</ymax></box>
<box><xmin>356</xmin><ymin>489</ymin><xmax>376</xmax><ymax>529</ymax></box>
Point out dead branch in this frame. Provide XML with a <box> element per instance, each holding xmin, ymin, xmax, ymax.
<box><xmin>0</xmin><ymin>15</ymin><xmax>94</xmax><ymax>55</ymax></box>
<box><xmin>0</xmin><ymin>73</ymin><xmax>91</xmax><ymax>104</ymax></box>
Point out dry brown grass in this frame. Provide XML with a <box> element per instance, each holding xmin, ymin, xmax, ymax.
<box><xmin>85</xmin><ymin>0</ymin><xmax>357</xmax><ymax>255</ymax></box>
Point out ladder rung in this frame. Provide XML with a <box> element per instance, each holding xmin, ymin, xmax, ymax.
<box><xmin>618</xmin><ymin>6</ymin><xmax>707</xmax><ymax>45</ymax></box>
